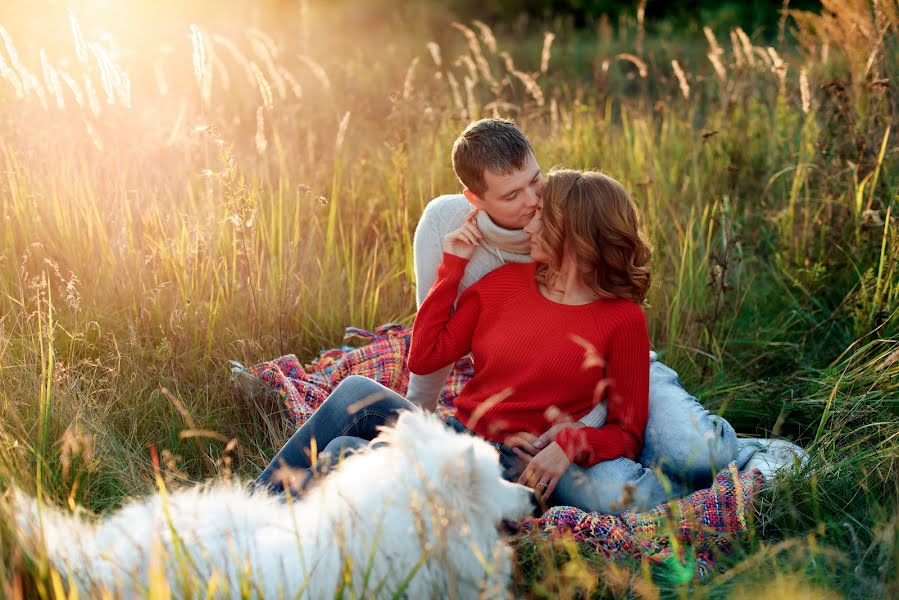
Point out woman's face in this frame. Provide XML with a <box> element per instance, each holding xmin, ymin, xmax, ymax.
<box><xmin>523</xmin><ymin>200</ymin><xmax>550</xmax><ymax>263</ymax></box>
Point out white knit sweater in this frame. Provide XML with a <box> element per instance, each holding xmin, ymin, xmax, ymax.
<box><xmin>409</xmin><ymin>194</ymin><xmax>608</xmax><ymax>427</ymax></box>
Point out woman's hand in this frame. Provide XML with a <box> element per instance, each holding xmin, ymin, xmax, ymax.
<box><xmin>514</xmin><ymin>442</ymin><xmax>571</xmax><ymax>502</ymax></box>
<box><xmin>443</xmin><ymin>209</ymin><xmax>482</xmax><ymax>259</ymax></box>
<box><xmin>533</xmin><ymin>421</ymin><xmax>585</xmax><ymax>451</ymax></box>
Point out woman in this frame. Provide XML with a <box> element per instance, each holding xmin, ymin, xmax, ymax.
<box><xmin>256</xmin><ymin>169</ymin><xmax>683</xmax><ymax>514</ymax></box>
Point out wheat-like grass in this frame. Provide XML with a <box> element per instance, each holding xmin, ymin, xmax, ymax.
<box><xmin>734</xmin><ymin>27</ymin><xmax>756</xmax><ymax>67</ymax></box>
<box><xmin>190</xmin><ymin>24</ymin><xmax>213</xmax><ymax>106</ymax></box>
<box><xmin>249</xmin><ymin>61</ymin><xmax>274</xmax><ymax>109</ymax></box>
<box><xmin>254</xmin><ymin>105</ymin><xmax>267</xmax><ymax>155</ymax></box>
<box><xmin>446</xmin><ymin>70</ymin><xmax>464</xmax><ymax>115</ymax></box>
<box><xmin>426</xmin><ymin>41</ymin><xmax>442</xmax><ymax>68</ymax></box>
<box><xmin>297</xmin><ymin>54</ymin><xmax>332</xmax><ymax>93</ymax></box>
<box><xmin>616</xmin><ymin>53</ymin><xmax>647</xmax><ymax>77</ymax></box>
<box><xmin>402</xmin><ymin>56</ymin><xmax>419</xmax><ymax>100</ymax></box>
<box><xmin>335</xmin><ymin>111</ymin><xmax>350</xmax><ymax>152</ymax></box>
<box><xmin>454</xmin><ymin>54</ymin><xmax>479</xmax><ymax>85</ymax></box>
<box><xmin>279</xmin><ymin>66</ymin><xmax>303</xmax><ymax>100</ymax></box>
<box><xmin>671</xmin><ymin>59</ymin><xmax>690</xmax><ymax>99</ymax></box>
<box><xmin>471</xmin><ymin>20</ymin><xmax>497</xmax><ymax>54</ymax></box>
<box><xmin>540</xmin><ymin>32</ymin><xmax>555</xmax><ymax>75</ymax></box>
<box><xmin>800</xmin><ymin>68</ymin><xmax>811</xmax><ymax>113</ymax></box>
<box><xmin>39</xmin><ymin>50</ymin><xmax>64</xmax><ymax>109</ymax></box>
<box><xmin>212</xmin><ymin>33</ymin><xmax>257</xmax><ymax>90</ymax></box>
<box><xmin>452</xmin><ymin>22</ymin><xmax>497</xmax><ymax>88</ymax></box>
<box><xmin>248</xmin><ymin>32</ymin><xmax>286</xmax><ymax>101</ymax></box>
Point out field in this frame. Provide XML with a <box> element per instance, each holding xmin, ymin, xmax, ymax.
<box><xmin>0</xmin><ymin>0</ymin><xmax>897</xmax><ymax>597</ymax></box>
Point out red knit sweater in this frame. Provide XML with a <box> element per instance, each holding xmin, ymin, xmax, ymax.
<box><xmin>408</xmin><ymin>253</ymin><xmax>650</xmax><ymax>468</ymax></box>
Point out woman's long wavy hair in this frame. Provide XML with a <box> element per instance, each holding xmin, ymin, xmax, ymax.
<box><xmin>534</xmin><ymin>169</ymin><xmax>653</xmax><ymax>303</ymax></box>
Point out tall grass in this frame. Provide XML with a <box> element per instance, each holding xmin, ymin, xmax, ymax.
<box><xmin>0</xmin><ymin>0</ymin><xmax>897</xmax><ymax>597</ymax></box>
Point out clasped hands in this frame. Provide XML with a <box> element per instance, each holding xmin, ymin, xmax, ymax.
<box><xmin>505</xmin><ymin>422</ymin><xmax>584</xmax><ymax>502</ymax></box>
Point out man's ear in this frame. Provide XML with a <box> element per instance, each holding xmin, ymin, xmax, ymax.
<box><xmin>463</xmin><ymin>188</ymin><xmax>486</xmax><ymax>210</ymax></box>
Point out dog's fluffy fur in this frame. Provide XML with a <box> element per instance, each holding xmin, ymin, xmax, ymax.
<box><xmin>9</xmin><ymin>411</ymin><xmax>534</xmax><ymax>598</ymax></box>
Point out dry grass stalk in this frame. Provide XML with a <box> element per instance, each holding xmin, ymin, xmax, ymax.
<box><xmin>249</xmin><ymin>61</ymin><xmax>274</xmax><ymax>109</ymax></box>
<box><xmin>1</xmin><ymin>27</ymin><xmax>47</xmax><ymax>108</ymax></box>
<box><xmin>68</xmin><ymin>11</ymin><xmax>89</xmax><ymax>64</ymax></box>
<box><xmin>0</xmin><ymin>52</ymin><xmax>24</xmax><ymax>99</ymax></box>
<box><xmin>212</xmin><ymin>55</ymin><xmax>231</xmax><ymax>92</ymax></box>
<box><xmin>335</xmin><ymin>111</ymin><xmax>351</xmax><ymax>152</ymax></box>
<box><xmin>550</xmin><ymin>97</ymin><xmax>559</xmax><ymax>135</ymax></box>
<box><xmin>247</xmin><ymin>28</ymin><xmax>280</xmax><ymax>60</ymax></box>
<box><xmin>471</xmin><ymin>20</ymin><xmax>497</xmax><ymax>54</ymax></box>
<box><xmin>708</xmin><ymin>51</ymin><xmax>727</xmax><ymax>83</ymax></box>
<box><xmin>426</xmin><ymin>42</ymin><xmax>442</xmax><ymax>68</ymax></box>
<box><xmin>454</xmin><ymin>54</ymin><xmax>479</xmax><ymax>84</ymax></box>
<box><xmin>464</xmin><ymin>75</ymin><xmax>478</xmax><ymax>119</ymax></box>
<box><xmin>499</xmin><ymin>51</ymin><xmax>516</xmax><ymax>73</ymax></box>
<box><xmin>483</xmin><ymin>100</ymin><xmax>519</xmax><ymax>116</ymax></box>
<box><xmin>402</xmin><ymin>56</ymin><xmax>419</xmax><ymax>100</ymax></box>
<box><xmin>729</xmin><ymin>29</ymin><xmax>745</xmax><ymax>67</ymax></box>
<box><xmin>510</xmin><ymin>68</ymin><xmax>545</xmax><ymax>106</ymax></box>
<box><xmin>800</xmin><ymin>68</ymin><xmax>811</xmax><ymax>113</ymax></box>
<box><xmin>704</xmin><ymin>26</ymin><xmax>727</xmax><ymax>82</ymax></box>
<box><xmin>255</xmin><ymin>105</ymin><xmax>267</xmax><ymax>155</ymax></box>
<box><xmin>57</xmin><ymin>68</ymin><xmax>84</xmax><ymax>107</ymax></box>
<box><xmin>540</xmin><ymin>32</ymin><xmax>555</xmax><ymax>75</ymax></box>
<box><xmin>212</xmin><ymin>33</ymin><xmax>257</xmax><ymax>90</ymax></box>
<box><xmin>636</xmin><ymin>0</ymin><xmax>647</xmax><ymax>56</ymax></box>
<box><xmin>297</xmin><ymin>55</ymin><xmax>332</xmax><ymax>94</ymax></box>
<box><xmin>248</xmin><ymin>34</ymin><xmax>286</xmax><ymax>100</ymax></box>
<box><xmin>452</xmin><ymin>22</ymin><xmax>497</xmax><ymax>87</ymax></box>
<box><xmin>279</xmin><ymin>66</ymin><xmax>303</xmax><ymax>100</ymax></box>
<box><xmin>190</xmin><ymin>24</ymin><xmax>213</xmax><ymax>106</ymax></box>
<box><xmin>616</xmin><ymin>53</ymin><xmax>648</xmax><ymax>77</ymax></box>
<box><xmin>735</xmin><ymin>27</ymin><xmax>756</xmax><ymax>66</ymax></box>
<box><xmin>39</xmin><ymin>50</ymin><xmax>64</xmax><ymax>109</ymax></box>
<box><xmin>766</xmin><ymin>46</ymin><xmax>788</xmax><ymax>88</ymax></box>
<box><xmin>83</xmin><ymin>73</ymin><xmax>100</xmax><ymax>116</ymax></box>
<box><xmin>671</xmin><ymin>59</ymin><xmax>690</xmax><ymax>99</ymax></box>
<box><xmin>446</xmin><ymin>71</ymin><xmax>465</xmax><ymax>115</ymax></box>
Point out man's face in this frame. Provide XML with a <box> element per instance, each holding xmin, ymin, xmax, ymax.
<box><xmin>464</xmin><ymin>152</ymin><xmax>543</xmax><ymax>230</ymax></box>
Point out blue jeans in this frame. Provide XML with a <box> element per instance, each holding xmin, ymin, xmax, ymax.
<box><xmin>256</xmin><ymin>363</ymin><xmax>738</xmax><ymax>514</ymax></box>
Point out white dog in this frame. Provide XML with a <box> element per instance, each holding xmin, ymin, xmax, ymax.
<box><xmin>10</xmin><ymin>411</ymin><xmax>535</xmax><ymax>599</ymax></box>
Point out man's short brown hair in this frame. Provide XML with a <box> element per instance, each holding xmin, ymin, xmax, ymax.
<box><xmin>451</xmin><ymin>118</ymin><xmax>533</xmax><ymax>197</ymax></box>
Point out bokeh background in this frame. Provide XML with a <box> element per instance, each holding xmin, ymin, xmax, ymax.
<box><xmin>0</xmin><ymin>0</ymin><xmax>896</xmax><ymax>597</ymax></box>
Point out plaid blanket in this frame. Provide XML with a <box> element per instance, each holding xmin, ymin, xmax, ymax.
<box><xmin>518</xmin><ymin>464</ymin><xmax>764</xmax><ymax>581</ymax></box>
<box><xmin>249</xmin><ymin>323</ymin><xmax>466</xmax><ymax>425</ymax></box>
<box><xmin>245</xmin><ymin>324</ymin><xmax>764</xmax><ymax>581</ymax></box>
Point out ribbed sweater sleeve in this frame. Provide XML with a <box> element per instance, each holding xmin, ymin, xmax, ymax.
<box><xmin>555</xmin><ymin>307</ymin><xmax>650</xmax><ymax>467</ymax></box>
<box><xmin>407</xmin><ymin>200</ymin><xmax>459</xmax><ymax>410</ymax></box>
<box><xmin>408</xmin><ymin>253</ymin><xmax>480</xmax><ymax>375</ymax></box>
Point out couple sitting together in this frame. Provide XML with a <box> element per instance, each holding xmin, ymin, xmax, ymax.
<box><xmin>254</xmin><ymin>118</ymin><xmax>739</xmax><ymax>514</ymax></box>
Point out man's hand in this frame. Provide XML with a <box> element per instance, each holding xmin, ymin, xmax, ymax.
<box><xmin>503</xmin><ymin>431</ymin><xmax>541</xmax><ymax>456</ymax></box>
<box><xmin>533</xmin><ymin>421</ymin><xmax>585</xmax><ymax>451</ymax></box>
<box><xmin>514</xmin><ymin>442</ymin><xmax>571</xmax><ymax>502</ymax></box>
<box><xmin>443</xmin><ymin>208</ymin><xmax>482</xmax><ymax>259</ymax></box>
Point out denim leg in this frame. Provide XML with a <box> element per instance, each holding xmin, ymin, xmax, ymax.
<box><xmin>641</xmin><ymin>360</ymin><xmax>738</xmax><ymax>486</ymax></box>
<box><xmin>255</xmin><ymin>375</ymin><xmax>415</xmax><ymax>494</ymax></box>
<box><xmin>551</xmin><ymin>457</ymin><xmax>689</xmax><ymax>515</ymax></box>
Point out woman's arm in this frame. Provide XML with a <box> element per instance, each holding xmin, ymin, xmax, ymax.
<box><xmin>555</xmin><ymin>307</ymin><xmax>650</xmax><ymax>467</ymax></box>
<box><xmin>408</xmin><ymin>252</ymin><xmax>482</xmax><ymax>375</ymax></box>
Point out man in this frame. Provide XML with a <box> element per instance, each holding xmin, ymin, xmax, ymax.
<box><xmin>409</xmin><ymin>118</ymin><xmax>740</xmax><ymax>489</ymax></box>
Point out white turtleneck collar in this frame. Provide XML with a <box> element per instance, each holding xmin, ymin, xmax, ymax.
<box><xmin>476</xmin><ymin>209</ymin><xmax>532</xmax><ymax>255</ymax></box>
